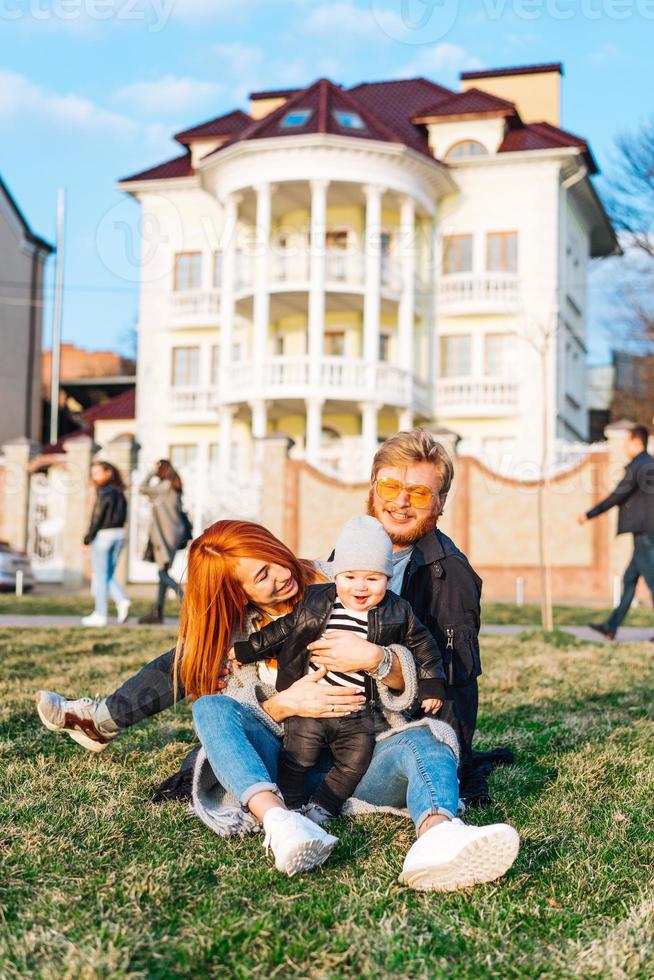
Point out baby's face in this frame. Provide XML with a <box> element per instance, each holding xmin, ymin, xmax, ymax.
<box><xmin>335</xmin><ymin>571</ymin><xmax>388</xmax><ymax>613</ymax></box>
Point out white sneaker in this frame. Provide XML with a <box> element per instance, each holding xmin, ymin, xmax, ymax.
<box><xmin>35</xmin><ymin>691</ymin><xmax>117</xmax><ymax>752</ymax></box>
<box><xmin>116</xmin><ymin>598</ymin><xmax>131</xmax><ymax>624</ymax></box>
<box><xmin>262</xmin><ymin>808</ymin><xmax>338</xmax><ymax>876</ymax></box>
<box><xmin>81</xmin><ymin>612</ymin><xmax>107</xmax><ymax>627</ymax></box>
<box><xmin>399</xmin><ymin>818</ymin><xmax>520</xmax><ymax>892</ymax></box>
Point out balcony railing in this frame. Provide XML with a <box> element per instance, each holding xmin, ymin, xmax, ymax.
<box><xmin>230</xmin><ymin>248</ymin><xmax>402</xmax><ymax>294</ymax></box>
<box><xmin>438</xmin><ymin>273</ymin><xmax>520</xmax><ymax>315</ymax></box>
<box><xmin>436</xmin><ymin>378</ymin><xmax>519</xmax><ymax>417</ymax></box>
<box><xmin>169</xmin><ymin>289</ymin><xmax>220</xmax><ymax>324</ymax></box>
<box><xmin>169</xmin><ymin>358</ymin><xmax>430</xmax><ymax>415</ymax></box>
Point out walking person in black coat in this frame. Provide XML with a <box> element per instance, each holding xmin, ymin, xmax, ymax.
<box><xmin>138</xmin><ymin>460</ymin><xmax>192</xmax><ymax>624</ymax></box>
<box><xmin>579</xmin><ymin>425</ymin><xmax>654</xmax><ymax>640</ymax></box>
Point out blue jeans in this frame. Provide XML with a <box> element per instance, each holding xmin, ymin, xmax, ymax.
<box><xmin>606</xmin><ymin>532</ymin><xmax>654</xmax><ymax>633</ymax></box>
<box><xmin>192</xmin><ymin>695</ymin><xmax>460</xmax><ymax>832</ymax></box>
<box><xmin>91</xmin><ymin>529</ymin><xmax>127</xmax><ymax>619</ymax></box>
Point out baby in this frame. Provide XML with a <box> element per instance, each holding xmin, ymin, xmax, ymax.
<box><xmin>233</xmin><ymin>516</ymin><xmax>446</xmax><ymax>824</ymax></box>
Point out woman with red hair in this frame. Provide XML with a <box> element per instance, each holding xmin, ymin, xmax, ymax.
<box><xmin>37</xmin><ymin>519</ymin><xmax>518</xmax><ymax>888</ymax></box>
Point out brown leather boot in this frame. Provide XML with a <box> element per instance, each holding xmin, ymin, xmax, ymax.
<box><xmin>138</xmin><ymin>604</ymin><xmax>164</xmax><ymax>625</ymax></box>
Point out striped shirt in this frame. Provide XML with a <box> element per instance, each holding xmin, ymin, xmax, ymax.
<box><xmin>308</xmin><ymin>598</ymin><xmax>373</xmax><ymax>698</ymax></box>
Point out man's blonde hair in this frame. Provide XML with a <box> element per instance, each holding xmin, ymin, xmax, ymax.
<box><xmin>372</xmin><ymin>428</ymin><xmax>454</xmax><ymax>500</ymax></box>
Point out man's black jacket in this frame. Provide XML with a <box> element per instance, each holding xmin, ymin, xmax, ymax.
<box><xmin>399</xmin><ymin>528</ymin><xmax>483</xmax><ymax>689</ymax></box>
<box><xmin>586</xmin><ymin>451</ymin><xmax>654</xmax><ymax>534</ymax></box>
<box><xmin>83</xmin><ymin>485</ymin><xmax>127</xmax><ymax>545</ymax></box>
<box><xmin>234</xmin><ymin>581</ymin><xmax>446</xmax><ymax>701</ymax></box>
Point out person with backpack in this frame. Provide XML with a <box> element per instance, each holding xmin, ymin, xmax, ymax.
<box><xmin>138</xmin><ymin>460</ymin><xmax>192</xmax><ymax>624</ymax></box>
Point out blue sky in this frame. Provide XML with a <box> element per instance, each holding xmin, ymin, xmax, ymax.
<box><xmin>1</xmin><ymin>0</ymin><xmax>652</xmax><ymax>363</ymax></box>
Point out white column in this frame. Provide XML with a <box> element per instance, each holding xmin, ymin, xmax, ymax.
<box><xmin>253</xmin><ymin>183</ymin><xmax>273</xmax><ymax>388</ymax></box>
<box><xmin>249</xmin><ymin>398</ymin><xmax>268</xmax><ymax>467</ymax></box>
<box><xmin>360</xmin><ymin>400</ymin><xmax>379</xmax><ymax>477</ymax></box>
<box><xmin>219</xmin><ymin>193</ymin><xmax>241</xmax><ymax>398</ymax></box>
<box><xmin>219</xmin><ymin>405</ymin><xmax>237</xmax><ymax>473</ymax></box>
<box><xmin>363</xmin><ymin>185</ymin><xmax>384</xmax><ymax>367</ymax></box>
<box><xmin>398</xmin><ymin>195</ymin><xmax>416</xmax><ymax>373</ymax></box>
<box><xmin>308</xmin><ymin>180</ymin><xmax>329</xmax><ymax>388</ymax></box>
<box><xmin>305</xmin><ymin>397</ymin><xmax>324</xmax><ymax>467</ymax></box>
<box><xmin>398</xmin><ymin>408</ymin><xmax>413</xmax><ymax>431</ymax></box>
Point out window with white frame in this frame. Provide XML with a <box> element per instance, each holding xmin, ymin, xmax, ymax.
<box><xmin>440</xmin><ymin>334</ymin><xmax>471</xmax><ymax>377</ymax></box>
<box><xmin>442</xmin><ymin>234</ymin><xmax>473</xmax><ymax>274</ymax></box>
<box><xmin>444</xmin><ymin>140</ymin><xmax>488</xmax><ymax>160</ymax></box>
<box><xmin>486</xmin><ymin>232</ymin><xmax>518</xmax><ymax>273</ymax></box>
<box><xmin>174</xmin><ymin>252</ymin><xmax>202</xmax><ymax>291</ymax></box>
<box><xmin>333</xmin><ymin>109</ymin><xmax>366</xmax><ymax>131</ymax></box>
<box><xmin>280</xmin><ymin>108</ymin><xmax>313</xmax><ymax>128</ymax></box>
<box><xmin>485</xmin><ymin>333</ymin><xmax>515</xmax><ymax>376</ymax></box>
<box><xmin>171</xmin><ymin>346</ymin><xmax>200</xmax><ymax>386</ymax></box>
<box><xmin>379</xmin><ymin>334</ymin><xmax>390</xmax><ymax>362</ymax></box>
<box><xmin>169</xmin><ymin>444</ymin><xmax>198</xmax><ymax>470</ymax></box>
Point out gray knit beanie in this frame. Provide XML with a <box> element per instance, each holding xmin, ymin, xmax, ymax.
<box><xmin>331</xmin><ymin>516</ymin><xmax>393</xmax><ymax>578</ymax></box>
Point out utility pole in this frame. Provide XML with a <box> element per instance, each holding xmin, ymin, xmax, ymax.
<box><xmin>49</xmin><ymin>187</ymin><xmax>66</xmax><ymax>445</ymax></box>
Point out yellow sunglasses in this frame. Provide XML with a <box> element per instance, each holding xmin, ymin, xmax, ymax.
<box><xmin>374</xmin><ymin>477</ymin><xmax>437</xmax><ymax>510</ymax></box>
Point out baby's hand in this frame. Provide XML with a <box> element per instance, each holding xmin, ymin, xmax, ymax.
<box><xmin>421</xmin><ymin>698</ymin><xmax>443</xmax><ymax>715</ymax></box>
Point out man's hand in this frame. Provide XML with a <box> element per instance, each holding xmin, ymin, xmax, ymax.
<box><xmin>307</xmin><ymin>630</ymin><xmax>383</xmax><ymax>673</ymax></box>
<box><xmin>263</xmin><ymin>666</ymin><xmax>365</xmax><ymax>722</ymax></box>
<box><xmin>421</xmin><ymin>698</ymin><xmax>443</xmax><ymax>715</ymax></box>
<box><xmin>577</xmin><ymin>513</ymin><xmax>588</xmax><ymax>525</ymax></box>
<box><xmin>216</xmin><ymin>663</ymin><xmax>230</xmax><ymax>691</ymax></box>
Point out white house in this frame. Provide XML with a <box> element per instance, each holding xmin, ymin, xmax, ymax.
<box><xmin>118</xmin><ymin>62</ymin><xmax>616</xmax><ymax>490</ymax></box>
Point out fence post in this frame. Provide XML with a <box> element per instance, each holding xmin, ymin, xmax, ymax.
<box><xmin>516</xmin><ymin>576</ymin><xmax>525</xmax><ymax>606</ymax></box>
<box><xmin>1</xmin><ymin>438</ymin><xmax>40</xmax><ymax>551</ymax></box>
<box><xmin>259</xmin><ymin>435</ymin><xmax>291</xmax><ymax>544</ymax></box>
<box><xmin>61</xmin><ymin>435</ymin><xmax>94</xmax><ymax>585</ymax></box>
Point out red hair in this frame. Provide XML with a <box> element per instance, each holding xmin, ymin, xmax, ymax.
<box><xmin>174</xmin><ymin>520</ymin><xmax>322</xmax><ymax>700</ymax></box>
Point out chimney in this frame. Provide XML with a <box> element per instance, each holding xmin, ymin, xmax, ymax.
<box><xmin>248</xmin><ymin>88</ymin><xmax>299</xmax><ymax>120</ymax></box>
<box><xmin>460</xmin><ymin>63</ymin><xmax>562</xmax><ymax>127</ymax></box>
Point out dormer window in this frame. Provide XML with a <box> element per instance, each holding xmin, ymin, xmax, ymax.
<box><xmin>445</xmin><ymin>140</ymin><xmax>488</xmax><ymax>160</ymax></box>
<box><xmin>333</xmin><ymin>110</ymin><xmax>366</xmax><ymax>131</ymax></box>
<box><xmin>280</xmin><ymin>108</ymin><xmax>313</xmax><ymax>128</ymax></box>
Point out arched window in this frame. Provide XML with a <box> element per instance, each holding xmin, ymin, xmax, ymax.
<box><xmin>445</xmin><ymin>140</ymin><xmax>488</xmax><ymax>161</ymax></box>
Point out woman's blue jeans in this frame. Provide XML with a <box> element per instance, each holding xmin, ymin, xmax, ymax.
<box><xmin>193</xmin><ymin>695</ymin><xmax>460</xmax><ymax>833</ymax></box>
<box><xmin>91</xmin><ymin>529</ymin><xmax>127</xmax><ymax>619</ymax></box>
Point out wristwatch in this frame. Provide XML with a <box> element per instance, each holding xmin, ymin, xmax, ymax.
<box><xmin>368</xmin><ymin>645</ymin><xmax>393</xmax><ymax>681</ymax></box>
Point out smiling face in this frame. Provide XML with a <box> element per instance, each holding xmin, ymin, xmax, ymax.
<box><xmin>234</xmin><ymin>556</ymin><xmax>299</xmax><ymax>611</ymax></box>
<box><xmin>335</xmin><ymin>571</ymin><xmax>388</xmax><ymax>613</ymax></box>
<box><xmin>367</xmin><ymin>461</ymin><xmax>444</xmax><ymax>550</ymax></box>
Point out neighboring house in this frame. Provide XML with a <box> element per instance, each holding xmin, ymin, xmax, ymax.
<box><xmin>41</xmin><ymin>343</ymin><xmax>136</xmax><ymax>445</ymax></box>
<box><xmin>587</xmin><ymin>363</ymin><xmax>614</xmax><ymax>443</ymax></box>
<box><xmin>0</xmin><ymin>175</ymin><xmax>54</xmax><ymax>445</ymax></box>
<box><xmin>118</xmin><ymin>62</ymin><xmax>616</xmax><ymax>482</ymax></box>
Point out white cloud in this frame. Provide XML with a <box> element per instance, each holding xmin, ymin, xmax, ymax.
<box><xmin>589</xmin><ymin>43</ymin><xmax>623</xmax><ymax>65</ymax></box>
<box><xmin>112</xmin><ymin>74</ymin><xmax>221</xmax><ymax>116</ymax></box>
<box><xmin>0</xmin><ymin>70</ymin><xmax>172</xmax><ymax>149</ymax></box>
<box><xmin>392</xmin><ymin>43</ymin><xmax>483</xmax><ymax>84</ymax></box>
<box><xmin>301</xmin><ymin>1</ymin><xmax>387</xmax><ymax>41</ymax></box>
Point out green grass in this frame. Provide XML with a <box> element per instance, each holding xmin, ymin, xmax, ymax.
<box><xmin>1</xmin><ymin>628</ymin><xmax>653</xmax><ymax>978</ymax></box>
<box><xmin>0</xmin><ymin>593</ymin><xmax>181</xmax><ymax>619</ymax></box>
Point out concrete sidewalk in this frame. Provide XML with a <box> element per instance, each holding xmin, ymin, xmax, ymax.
<box><xmin>0</xmin><ymin>616</ymin><xmax>650</xmax><ymax>642</ymax></box>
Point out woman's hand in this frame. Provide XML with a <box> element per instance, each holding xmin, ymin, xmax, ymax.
<box><xmin>263</xmin><ymin>667</ymin><xmax>365</xmax><ymax>722</ymax></box>
<box><xmin>307</xmin><ymin>630</ymin><xmax>384</xmax><ymax>674</ymax></box>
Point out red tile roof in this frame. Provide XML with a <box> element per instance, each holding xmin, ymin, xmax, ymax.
<box><xmin>499</xmin><ymin>121</ymin><xmax>597</xmax><ymax>172</ymax></box>
<box><xmin>461</xmin><ymin>62</ymin><xmax>563</xmax><ymax>80</ymax></box>
<box><xmin>413</xmin><ymin>87</ymin><xmax>517</xmax><ymax>120</ymax></box>
<box><xmin>249</xmin><ymin>87</ymin><xmax>301</xmax><ymax>101</ymax></box>
<box><xmin>175</xmin><ymin>109</ymin><xmax>252</xmax><ymax>144</ymax></box>
<box><xmin>213</xmin><ymin>78</ymin><xmax>412</xmax><ymax>154</ymax></box>
<box><xmin>349</xmin><ymin>78</ymin><xmax>453</xmax><ymax>156</ymax></box>
<box><xmin>119</xmin><ymin>153</ymin><xmax>193</xmax><ymax>184</ymax></box>
<box><xmin>81</xmin><ymin>388</ymin><xmax>135</xmax><ymax>423</ymax></box>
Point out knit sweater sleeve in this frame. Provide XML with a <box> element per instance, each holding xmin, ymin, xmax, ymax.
<box><xmin>374</xmin><ymin>643</ymin><xmax>418</xmax><ymax>715</ymax></box>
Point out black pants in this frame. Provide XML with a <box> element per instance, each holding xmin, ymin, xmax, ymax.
<box><xmin>439</xmin><ymin>677</ymin><xmax>478</xmax><ymax>768</ymax></box>
<box><xmin>156</xmin><ymin>564</ymin><xmax>181</xmax><ymax>610</ymax></box>
<box><xmin>279</xmin><ymin>708</ymin><xmax>376</xmax><ymax>816</ymax></box>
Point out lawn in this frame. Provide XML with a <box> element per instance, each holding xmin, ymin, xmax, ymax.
<box><xmin>1</xmin><ymin>628</ymin><xmax>653</xmax><ymax>978</ymax></box>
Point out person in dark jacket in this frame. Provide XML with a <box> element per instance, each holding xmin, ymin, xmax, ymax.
<box><xmin>138</xmin><ymin>460</ymin><xmax>190</xmax><ymax>624</ymax></box>
<box><xmin>579</xmin><ymin>425</ymin><xmax>654</xmax><ymax>640</ymax></box>
<box><xmin>82</xmin><ymin>461</ymin><xmax>129</xmax><ymax>628</ymax></box>
<box><xmin>233</xmin><ymin>516</ymin><xmax>445</xmax><ymax>823</ymax></box>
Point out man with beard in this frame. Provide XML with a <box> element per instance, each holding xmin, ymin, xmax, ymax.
<box><xmin>309</xmin><ymin>428</ymin><xmax>491</xmax><ymax>807</ymax></box>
